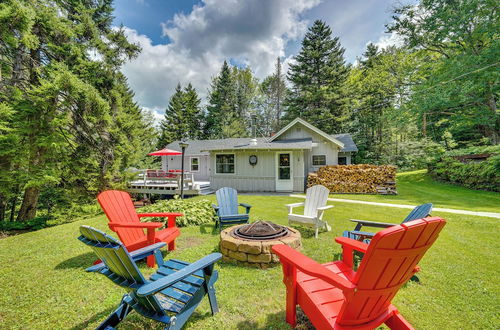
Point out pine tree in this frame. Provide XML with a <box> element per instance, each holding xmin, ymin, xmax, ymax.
<box><xmin>157</xmin><ymin>83</ymin><xmax>186</xmax><ymax>148</ymax></box>
<box><xmin>204</xmin><ymin>60</ymin><xmax>239</xmax><ymax>138</ymax></box>
<box><xmin>183</xmin><ymin>83</ymin><xmax>203</xmax><ymax>139</ymax></box>
<box><xmin>284</xmin><ymin>20</ymin><xmax>349</xmax><ymax>133</ymax></box>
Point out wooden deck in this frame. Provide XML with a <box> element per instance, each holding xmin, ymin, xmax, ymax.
<box><xmin>128</xmin><ymin>180</ymin><xmax>211</xmax><ymax>196</ymax></box>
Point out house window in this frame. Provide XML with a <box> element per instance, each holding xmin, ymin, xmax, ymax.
<box><xmin>312</xmin><ymin>155</ymin><xmax>326</xmax><ymax>166</ymax></box>
<box><xmin>190</xmin><ymin>157</ymin><xmax>199</xmax><ymax>172</ymax></box>
<box><xmin>338</xmin><ymin>157</ymin><xmax>347</xmax><ymax>165</ymax></box>
<box><xmin>216</xmin><ymin>154</ymin><xmax>235</xmax><ymax>174</ymax></box>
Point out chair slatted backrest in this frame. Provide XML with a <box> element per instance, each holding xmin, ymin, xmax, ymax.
<box><xmin>304</xmin><ymin>185</ymin><xmax>330</xmax><ymax>217</ymax></box>
<box><xmin>403</xmin><ymin>203</ymin><xmax>433</xmax><ymax>223</ymax></box>
<box><xmin>338</xmin><ymin>217</ymin><xmax>446</xmax><ymax>326</ymax></box>
<box><xmin>97</xmin><ymin>190</ymin><xmax>145</xmax><ymax>246</ymax></box>
<box><xmin>78</xmin><ymin>226</ymin><xmax>165</xmax><ymax>314</ymax></box>
<box><xmin>216</xmin><ymin>187</ymin><xmax>239</xmax><ymax>216</ymax></box>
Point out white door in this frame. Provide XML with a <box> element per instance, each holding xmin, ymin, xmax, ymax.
<box><xmin>276</xmin><ymin>152</ymin><xmax>293</xmax><ymax>191</ymax></box>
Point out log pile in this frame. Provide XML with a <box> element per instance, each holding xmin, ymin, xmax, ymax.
<box><xmin>307</xmin><ymin>164</ymin><xmax>397</xmax><ymax>195</ymax></box>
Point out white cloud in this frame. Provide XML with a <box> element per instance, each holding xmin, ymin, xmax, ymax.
<box><xmin>372</xmin><ymin>32</ymin><xmax>404</xmax><ymax>50</ymax></box>
<box><xmin>141</xmin><ymin>106</ymin><xmax>164</xmax><ymax>127</ymax></box>
<box><xmin>120</xmin><ymin>0</ymin><xmax>321</xmax><ymax>110</ymax></box>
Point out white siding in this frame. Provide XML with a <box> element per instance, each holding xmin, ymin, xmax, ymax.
<box><xmin>162</xmin><ymin>155</ymin><xmax>210</xmax><ymax>181</ymax></box>
<box><xmin>210</xmin><ymin>150</ymin><xmax>305</xmax><ymax>192</ymax></box>
<box><xmin>276</xmin><ymin>123</ymin><xmax>340</xmax><ymax>172</ymax></box>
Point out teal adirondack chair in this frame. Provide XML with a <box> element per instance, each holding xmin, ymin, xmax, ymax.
<box><xmin>212</xmin><ymin>187</ymin><xmax>251</xmax><ymax>230</ymax></box>
<box><xmin>78</xmin><ymin>226</ymin><xmax>221</xmax><ymax>329</ymax></box>
<box><xmin>343</xmin><ymin>203</ymin><xmax>433</xmax><ymax>241</ymax></box>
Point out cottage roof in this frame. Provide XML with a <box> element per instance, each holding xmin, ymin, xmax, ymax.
<box><xmin>331</xmin><ymin>134</ymin><xmax>358</xmax><ymax>152</ymax></box>
<box><xmin>269</xmin><ymin>117</ymin><xmax>344</xmax><ymax>148</ymax></box>
<box><xmin>167</xmin><ymin>134</ymin><xmax>357</xmax><ymax>154</ymax></box>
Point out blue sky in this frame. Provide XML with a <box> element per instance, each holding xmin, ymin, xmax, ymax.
<box><xmin>113</xmin><ymin>0</ymin><xmax>412</xmax><ymax>119</ymax></box>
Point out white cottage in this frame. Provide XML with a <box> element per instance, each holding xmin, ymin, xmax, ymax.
<box><xmin>164</xmin><ymin>118</ymin><xmax>357</xmax><ymax>192</ymax></box>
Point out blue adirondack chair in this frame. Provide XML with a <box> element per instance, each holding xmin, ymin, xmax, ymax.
<box><xmin>212</xmin><ymin>187</ymin><xmax>251</xmax><ymax>230</ymax></box>
<box><xmin>78</xmin><ymin>225</ymin><xmax>221</xmax><ymax>330</ymax></box>
<box><xmin>343</xmin><ymin>203</ymin><xmax>433</xmax><ymax>242</ymax></box>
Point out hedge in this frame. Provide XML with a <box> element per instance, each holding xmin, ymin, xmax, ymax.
<box><xmin>428</xmin><ymin>147</ymin><xmax>500</xmax><ymax>192</ymax></box>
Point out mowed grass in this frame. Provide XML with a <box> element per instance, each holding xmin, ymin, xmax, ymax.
<box><xmin>0</xmin><ymin>194</ymin><xmax>499</xmax><ymax>329</ymax></box>
<box><xmin>332</xmin><ymin>169</ymin><xmax>500</xmax><ymax>213</ymax></box>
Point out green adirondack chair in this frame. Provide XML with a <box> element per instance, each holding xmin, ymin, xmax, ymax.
<box><xmin>78</xmin><ymin>225</ymin><xmax>221</xmax><ymax>329</ymax></box>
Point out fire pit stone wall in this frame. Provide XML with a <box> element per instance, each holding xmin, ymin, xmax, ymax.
<box><xmin>219</xmin><ymin>224</ymin><xmax>302</xmax><ymax>269</ymax></box>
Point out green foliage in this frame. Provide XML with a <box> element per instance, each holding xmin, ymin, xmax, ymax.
<box><xmin>204</xmin><ymin>61</ymin><xmax>257</xmax><ymax>138</ymax></box>
<box><xmin>284</xmin><ymin>20</ymin><xmax>349</xmax><ymax>133</ymax></box>
<box><xmin>388</xmin><ymin>0</ymin><xmax>500</xmax><ymax>146</ymax></box>
<box><xmin>428</xmin><ymin>147</ymin><xmax>500</xmax><ymax>191</ymax></box>
<box><xmin>157</xmin><ymin>83</ymin><xmax>203</xmax><ymax>148</ymax></box>
<box><xmin>0</xmin><ymin>0</ymin><xmax>155</xmax><ymax>222</ymax></box>
<box><xmin>140</xmin><ymin>198</ymin><xmax>215</xmax><ymax>227</ymax></box>
<box><xmin>443</xmin><ymin>145</ymin><xmax>500</xmax><ymax>157</ymax></box>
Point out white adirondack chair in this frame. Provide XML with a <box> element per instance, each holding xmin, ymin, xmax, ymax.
<box><xmin>286</xmin><ymin>185</ymin><xmax>333</xmax><ymax>238</ymax></box>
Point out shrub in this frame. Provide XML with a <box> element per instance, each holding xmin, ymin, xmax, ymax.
<box><xmin>428</xmin><ymin>147</ymin><xmax>500</xmax><ymax>192</ymax></box>
<box><xmin>139</xmin><ymin>198</ymin><xmax>215</xmax><ymax>227</ymax></box>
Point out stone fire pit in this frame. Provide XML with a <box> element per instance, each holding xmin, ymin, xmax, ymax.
<box><xmin>219</xmin><ymin>221</ymin><xmax>302</xmax><ymax>269</ymax></box>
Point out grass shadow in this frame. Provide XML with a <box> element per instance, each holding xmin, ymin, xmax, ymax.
<box><xmin>199</xmin><ymin>223</ymin><xmax>218</xmax><ymax>235</ymax></box>
<box><xmin>70</xmin><ymin>306</ymin><xmax>116</xmax><ymax>330</ymax></box>
<box><xmin>236</xmin><ymin>309</ymin><xmax>314</xmax><ymax>329</ymax></box>
<box><xmin>291</xmin><ymin>226</ymin><xmax>315</xmax><ymax>239</ymax></box>
<box><xmin>54</xmin><ymin>252</ymin><xmax>96</xmax><ymax>270</ymax></box>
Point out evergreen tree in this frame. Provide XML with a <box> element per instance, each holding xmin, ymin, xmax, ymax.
<box><xmin>157</xmin><ymin>84</ymin><xmax>186</xmax><ymax>148</ymax></box>
<box><xmin>284</xmin><ymin>20</ymin><xmax>349</xmax><ymax>133</ymax></box>
<box><xmin>0</xmin><ymin>0</ymin><xmax>152</xmax><ymax>221</ymax></box>
<box><xmin>204</xmin><ymin>60</ymin><xmax>245</xmax><ymax>138</ymax></box>
<box><xmin>183</xmin><ymin>83</ymin><xmax>203</xmax><ymax>140</ymax></box>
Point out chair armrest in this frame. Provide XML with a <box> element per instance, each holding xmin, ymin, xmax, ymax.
<box><xmin>349</xmin><ymin>230</ymin><xmax>375</xmax><ymax>239</ymax></box>
<box><xmin>286</xmin><ymin>202</ymin><xmax>304</xmax><ymax>213</ymax></box>
<box><xmin>317</xmin><ymin>205</ymin><xmax>334</xmax><ymax>211</ymax></box>
<box><xmin>239</xmin><ymin>203</ymin><xmax>252</xmax><ymax>214</ymax></box>
<box><xmin>108</xmin><ymin>222</ymin><xmax>163</xmax><ymax>229</ymax></box>
<box><xmin>129</xmin><ymin>242</ymin><xmax>167</xmax><ymax>261</ymax></box>
<box><xmin>349</xmin><ymin>219</ymin><xmax>396</xmax><ymax>228</ymax></box>
<box><xmin>138</xmin><ymin>213</ymin><xmax>183</xmax><ymax>228</ymax></box>
<box><xmin>138</xmin><ymin>212</ymin><xmax>183</xmax><ymax>218</ymax></box>
<box><xmin>137</xmin><ymin>253</ymin><xmax>222</xmax><ymax>296</ymax></box>
<box><xmin>335</xmin><ymin>237</ymin><xmax>369</xmax><ymax>253</ymax></box>
<box><xmin>272</xmin><ymin>245</ymin><xmax>355</xmax><ymax>292</ymax></box>
<box><xmin>335</xmin><ymin>237</ymin><xmax>369</xmax><ymax>268</ymax></box>
<box><xmin>212</xmin><ymin>204</ymin><xmax>219</xmax><ymax>211</ymax></box>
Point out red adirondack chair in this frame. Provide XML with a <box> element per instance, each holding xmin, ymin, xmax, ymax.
<box><xmin>97</xmin><ymin>190</ymin><xmax>182</xmax><ymax>267</ymax></box>
<box><xmin>273</xmin><ymin>217</ymin><xmax>446</xmax><ymax>329</ymax></box>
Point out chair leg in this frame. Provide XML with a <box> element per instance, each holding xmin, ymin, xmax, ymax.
<box><xmin>206</xmin><ymin>281</ymin><xmax>219</xmax><ymax>315</ymax></box>
<box><xmin>168</xmin><ymin>240</ymin><xmax>176</xmax><ymax>251</ymax></box>
<box><xmin>315</xmin><ymin>226</ymin><xmax>319</xmax><ymax>238</ymax></box>
<box><xmin>147</xmin><ymin>254</ymin><xmax>156</xmax><ymax>268</ymax></box>
<box><xmin>97</xmin><ymin>297</ymin><xmax>132</xmax><ymax>330</ymax></box>
<box><xmin>385</xmin><ymin>310</ymin><xmax>414</xmax><ymax>330</ymax></box>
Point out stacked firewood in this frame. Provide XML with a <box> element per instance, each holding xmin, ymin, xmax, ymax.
<box><xmin>307</xmin><ymin>164</ymin><xmax>397</xmax><ymax>194</ymax></box>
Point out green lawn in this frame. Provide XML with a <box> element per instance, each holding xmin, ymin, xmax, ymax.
<box><xmin>0</xmin><ymin>194</ymin><xmax>499</xmax><ymax>329</ymax></box>
<box><xmin>331</xmin><ymin>169</ymin><xmax>500</xmax><ymax>213</ymax></box>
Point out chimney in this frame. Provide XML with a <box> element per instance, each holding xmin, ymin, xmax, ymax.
<box><xmin>250</xmin><ymin>112</ymin><xmax>257</xmax><ymax>146</ymax></box>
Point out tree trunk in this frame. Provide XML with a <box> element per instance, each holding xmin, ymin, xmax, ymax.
<box><xmin>16</xmin><ymin>186</ymin><xmax>40</xmax><ymax>221</ymax></box>
<box><xmin>0</xmin><ymin>194</ymin><xmax>5</xmax><ymax>222</ymax></box>
<box><xmin>487</xmin><ymin>93</ymin><xmax>499</xmax><ymax>145</ymax></box>
<box><xmin>9</xmin><ymin>195</ymin><xmax>17</xmax><ymax>222</ymax></box>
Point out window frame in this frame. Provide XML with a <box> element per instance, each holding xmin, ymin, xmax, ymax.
<box><xmin>215</xmin><ymin>153</ymin><xmax>236</xmax><ymax>174</ymax></box>
<box><xmin>312</xmin><ymin>154</ymin><xmax>327</xmax><ymax>166</ymax></box>
<box><xmin>190</xmin><ymin>157</ymin><xmax>200</xmax><ymax>172</ymax></box>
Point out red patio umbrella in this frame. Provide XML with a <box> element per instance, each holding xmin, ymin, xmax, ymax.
<box><xmin>148</xmin><ymin>148</ymin><xmax>182</xmax><ymax>156</ymax></box>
